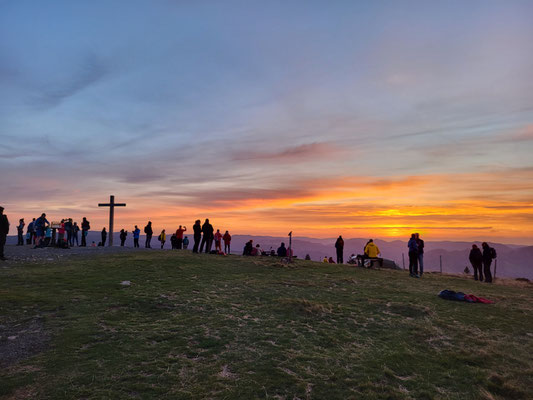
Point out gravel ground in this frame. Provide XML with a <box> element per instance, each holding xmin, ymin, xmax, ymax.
<box><xmin>1</xmin><ymin>244</ymin><xmax>166</xmax><ymax>266</ymax></box>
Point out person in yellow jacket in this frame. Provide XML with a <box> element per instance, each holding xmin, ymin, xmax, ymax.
<box><xmin>364</xmin><ymin>239</ymin><xmax>380</xmax><ymax>258</ymax></box>
<box><xmin>322</xmin><ymin>256</ymin><xmax>329</xmax><ymax>263</ymax></box>
<box><xmin>158</xmin><ymin>230</ymin><xmax>166</xmax><ymax>249</ymax></box>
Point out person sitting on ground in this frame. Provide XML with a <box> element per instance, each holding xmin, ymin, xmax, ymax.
<box><xmin>158</xmin><ymin>230</ymin><xmax>166</xmax><ymax>249</ymax></box>
<box><xmin>363</xmin><ymin>239</ymin><xmax>382</xmax><ymax>267</ymax></box>
<box><xmin>305</xmin><ymin>254</ymin><xmax>311</xmax><ymax>260</ymax></box>
<box><xmin>469</xmin><ymin>244</ymin><xmax>483</xmax><ymax>281</ymax></box>
<box><xmin>243</xmin><ymin>240</ymin><xmax>253</xmax><ymax>256</ymax></box>
<box><xmin>277</xmin><ymin>242</ymin><xmax>287</xmax><ymax>257</ymax></box>
<box><xmin>328</xmin><ymin>257</ymin><xmax>336</xmax><ymax>264</ymax></box>
<box><xmin>214</xmin><ymin>229</ymin><xmax>223</xmax><ymax>252</ymax></box>
<box><xmin>183</xmin><ymin>236</ymin><xmax>189</xmax><ymax>249</ymax></box>
<box><xmin>120</xmin><ymin>229</ymin><xmax>128</xmax><ymax>247</ymax></box>
<box><xmin>323</xmin><ymin>256</ymin><xmax>328</xmax><ymax>263</ymax></box>
<box><xmin>251</xmin><ymin>244</ymin><xmax>263</xmax><ymax>256</ymax></box>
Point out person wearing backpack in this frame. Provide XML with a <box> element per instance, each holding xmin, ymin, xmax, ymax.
<box><xmin>144</xmin><ymin>221</ymin><xmax>153</xmax><ymax>248</ymax></box>
<box><xmin>469</xmin><ymin>244</ymin><xmax>484</xmax><ymax>281</ymax></box>
<box><xmin>158</xmin><ymin>230</ymin><xmax>166</xmax><ymax>249</ymax></box>
<box><xmin>481</xmin><ymin>242</ymin><xmax>496</xmax><ymax>283</ymax></box>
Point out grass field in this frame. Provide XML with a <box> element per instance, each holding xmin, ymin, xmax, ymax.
<box><xmin>1</xmin><ymin>251</ymin><xmax>532</xmax><ymax>399</ymax></box>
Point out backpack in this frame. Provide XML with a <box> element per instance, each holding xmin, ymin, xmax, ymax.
<box><xmin>490</xmin><ymin>247</ymin><xmax>497</xmax><ymax>259</ymax></box>
<box><xmin>158</xmin><ymin>234</ymin><xmax>162</xmax><ymax>241</ymax></box>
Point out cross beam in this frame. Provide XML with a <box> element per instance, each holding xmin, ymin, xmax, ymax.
<box><xmin>98</xmin><ymin>195</ymin><xmax>126</xmax><ymax>247</ymax></box>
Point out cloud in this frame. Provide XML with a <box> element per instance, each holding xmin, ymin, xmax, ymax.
<box><xmin>231</xmin><ymin>142</ymin><xmax>342</xmax><ymax>162</ymax></box>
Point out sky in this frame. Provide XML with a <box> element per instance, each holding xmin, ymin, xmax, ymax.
<box><xmin>1</xmin><ymin>0</ymin><xmax>532</xmax><ymax>244</ymax></box>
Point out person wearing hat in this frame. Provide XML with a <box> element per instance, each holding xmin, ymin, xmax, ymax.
<box><xmin>0</xmin><ymin>207</ymin><xmax>9</xmax><ymax>260</ymax></box>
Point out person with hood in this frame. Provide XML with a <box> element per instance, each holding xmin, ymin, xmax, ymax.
<box><xmin>192</xmin><ymin>220</ymin><xmax>202</xmax><ymax>253</ymax></box>
<box><xmin>214</xmin><ymin>229</ymin><xmax>223</xmax><ymax>252</ymax></box>
<box><xmin>183</xmin><ymin>236</ymin><xmax>189</xmax><ymax>249</ymax></box>
<box><xmin>469</xmin><ymin>244</ymin><xmax>483</xmax><ymax>281</ymax></box>
<box><xmin>223</xmin><ymin>230</ymin><xmax>232</xmax><ymax>254</ymax></box>
<box><xmin>482</xmin><ymin>242</ymin><xmax>496</xmax><ymax>283</ymax></box>
<box><xmin>144</xmin><ymin>221</ymin><xmax>153</xmax><ymax>248</ymax></box>
<box><xmin>0</xmin><ymin>207</ymin><xmax>9</xmax><ymax>260</ymax></box>
<box><xmin>335</xmin><ymin>235</ymin><xmax>344</xmax><ymax>264</ymax></box>
<box><xmin>101</xmin><ymin>227</ymin><xmax>107</xmax><ymax>247</ymax></box>
<box><xmin>81</xmin><ymin>217</ymin><xmax>90</xmax><ymax>247</ymax></box>
<box><xmin>200</xmin><ymin>218</ymin><xmax>214</xmax><ymax>253</ymax></box>
<box><xmin>17</xmin><ymin>218</ymin><xmax>25</xmax><ymax>246</ymax></box>
<box><xmin>408</xmin><ymin>233</ymin><xmax>419</xmax><ymax>278</ymax></box>
<box><xmin>159</xmin><ymin>229</ymin><xmax>166</xmax><ymax>249</ymax></box>
<box><xmin>120</xmin><ymin>229</ymin><xmax>127</xmax><ymax>246</ymax></box>
<box><xmin>364</xmin><ymin>239</ymin><xmax>380</xmax><ymax>258</ymax></box>
<box><xmin>415</xmin><ymin>233</ymin><xmax>425</xmax><ymax>276</ymax></box>
<box><xmin>175</xmin><ymin>225</ymin><xmax>187</xmax><ymax>249</ymax></box>
<box><xmin>277</xmin><ymin>242</ymin><xmax>287</xmax><ymax>257</ymax></box>
<box><xmin>133</xmin><ymin>225</ymin><xmax>141</xmax><ymax>248</ymax></box>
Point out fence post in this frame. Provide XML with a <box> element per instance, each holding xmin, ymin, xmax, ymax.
<box><xmin>439</xmin><ymin>255</ymin><xmax>442</xmax><ymax>273</ymax></box>
<box><xmin>402</xmin><ymin>253</ymin><xmax>405</xmax><ymax>270</ymax></box>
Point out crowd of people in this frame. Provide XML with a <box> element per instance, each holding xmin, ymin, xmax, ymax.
<box><xmin>0</xmin><ymin>207</ymin><xmax>498</xmax><ymax>282</ymax></box>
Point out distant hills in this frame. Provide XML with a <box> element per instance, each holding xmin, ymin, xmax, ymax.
<box><xmin>6</xmin><ymin>233</ymin><xmax>532</xmax><ymax>279</ymax></box>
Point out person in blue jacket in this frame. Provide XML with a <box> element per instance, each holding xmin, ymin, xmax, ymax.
<box><xmin>408</xmin><ymin>234</ymin><xmax>419</xmax><ymax>278</ymax></box>
<box><xmin>133</xmin><ymin>225</ymin><xmax>141</xmax><ymax>248</ymax></box>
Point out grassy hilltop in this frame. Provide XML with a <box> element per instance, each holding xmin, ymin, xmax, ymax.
<box><xmin>1</xmin><ymin>251</ymin><xmax>532</xmax><ymax>399</ymax></box>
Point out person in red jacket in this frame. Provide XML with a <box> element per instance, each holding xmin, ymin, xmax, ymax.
<box><xmin>175</xmin><ymin>225</ymin><xmax>186</xmax><ymax>249</ymax></box>
<box><xmin>214</xmin><ymin>229</ymin><xmax>223</xmax><ymax>252</ymax></box>
<box><xmin>222</xmin><ymin>230</ymin><xmax>231</xmax><ymax>254</ymax></box>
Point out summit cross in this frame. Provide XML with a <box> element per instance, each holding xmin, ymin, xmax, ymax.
<box><xmin>98</xmin><ymin>195</ymin><xmax>126</xmax><ymax>247</ymax></box>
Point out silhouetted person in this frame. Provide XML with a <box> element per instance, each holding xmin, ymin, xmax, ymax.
<box><xmin>27</xmin><ymin>218</ymin><xmax>35</xmax><ymax>244</ymax></box>
<box><xmin>243</xmin><ymin>240</ymin><xmax>253</xmax><ymax>256</ymax></box>
<box><xmin>176</xmin><ymin>225</ymin><xmax>186</xmax><ymax>249</ymax></box>
<box><xmin>408</xmin><ymin>233</ymin><xmax>419</xmax><ymax>278</ymax></box>
<box><xmin>17</xmin><ymin>218</ymin><xmax>25</xmax><ymax>246</ymax></box>
<box><xmin>170</xmin><ymin>233</ymin><xmax>177</xmax><ymax>249</ymax></box>
<box><xmin>329</xmin><ymin>257</ymin><xmax>336</xmax><ymax>264</ymax></box>
<box><xmin>305</xmin><ymin>254</ymin><xmax>311</xmax><ymax>260</ymax></box>
<box><xmin>101</xmin><ymin>227</ymin><xmax>107</xmax><ymax>246</ymax></box>
<box><xmin>277</xmin><ymin>242</ymin><xmax>287</xmax><ymax>257</ymax></box>
<box><xmin>34</xmin><ymin>213</ymin><xmax>49</xmax><ymax>248</ymax></box>
<box><xmin>192</xmin><ymin>220</ymin><xmax>201</xmax><ymax>253</ymax></box>
<box><xmin>183</xmin><ymin>236</ymin><xmax>189</xmax><ymax>249</ymax></box>
<box><xmin>200</xmin><ymin>218</ymin><xmax>214</xmax><ymax>253</ymax></box>
<box><xmin>120</xmin><ymin>229</ymin><xmax>127</xmax><ymax>246</ymax></box>
<box><xmin>0</xmin><ymin>207</ymin><xmax>9</xmax><ymax>260</ymax></box>
<box><xmin>72</xmin><ymin>222</ymin><xmax>80</xmax><ymax>246</ymax></box>
<box><xmin>415</xmin><ymin>233</ymin><xmax>425</xmax><ymax>275</ymax></box>
<box><xmin>65</xmin><ymin>218</ymin><xmax>73</xmax><ymax>246</ymax></box>
<box><xmin>214</xmin><ymin>229</ymin><xmax>222</xmax><ymax>251</ymax></box>
<box><xmin>335</xmin><ymin>235</ymin><xmax>344</xmax><ymax>264</ymax></box>
<box><xmin>81</xmin><ymin>217</ymin><xmax>90</xmax><ymax>247</ymax></box>
<box><xmin>482</xmin><ymin>242</ymin><xmax>496</xmax><ymax>283</ymax></box>
<box><xmin>469</xmin><ymin>244</ymin><xmax>483</xmax><ymax>281</ymax></box>
<box><xmin>133</xmin><ymin>225</ymin><xmax>140</xmax><ymax>248</ymax></box>
<box><xmin>223</xmin><ymin>230</ymin><xmax>231</xmax><ymax>254</ymax></box>
<box><xmin>144</xmin><ymin>221</ymin><xmax>153</xmax><ymax>248</ymax></box>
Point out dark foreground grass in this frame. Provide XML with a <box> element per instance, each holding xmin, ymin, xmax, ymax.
<box><xmin>0</xmin><ymin>252</ymin><xmax>532</xmax><ymax>399</ymax></box>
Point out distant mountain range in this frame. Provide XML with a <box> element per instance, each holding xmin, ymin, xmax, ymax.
<box><xmin>6</xmin><ymin>233</ymin><xmax>532</xmax><ymax>279</ymax></box>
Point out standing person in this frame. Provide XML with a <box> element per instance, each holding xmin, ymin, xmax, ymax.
<box><xmin>0</xmin><ymin>207</ymin><xmax>9</xmax><ymax>260</ymax></box>
<box><xmin>72</xmin><ymin>222</ymin><xmax>80</xmax><ymax>246</ymax></box>
<box><xmin>183</xmin><ymin>236</ymin><xmax>189</xmax><ymax>249</ymax></box>
<box><xmin>482</xmin><ymin>242</ymin><xmax>496</xmax><ymax>283</ymax></box>
<box><xmin>469</xmin><ymin>244</ymin><xmax>484</xmax><ymax>281</ymax></box>
<box><xmin>34</xmin><ymin>213</ymin><xmax>50</xmax><ymax>248</ymax></box>
<box><xmin>81</xmin><ymin>217</ymin><xmax>90</xmax><ymax>247</ymax></box>
<box><xmin>144</xmin><ymin>221</ymin><xmax>153</xmax><ymax>248</ymax></box>
<box><xmin>335</xmin><ymin>235</ymin><xmax>344</xmax><ymax>264</ymax></box>
<box><xmin>120</xmin><ymin>229</ymin><xmax>127</xmax><ymax>246</ymax></box>
<box><xmin>64</xmin><ymin>218</ymin><xmax>73</xmax><ymax>246</ymax></box>
<box><xmin>170</xmin><ymin>234</ymin><xmax>177</xmax><ymax>249</ymax></box>
<box><xmin>175</xmin><ymin>225</ymin><xmax>187</xmax><ymax>249</ymax></box>
<box><xmin>57</xmin><ymin>220</ymin><xmax>66</xmax><ymax>247</ymax></box>
<box><xmin>408</xmin><ymin>234</ymin><xmax>419</xmax><ymax>278</ymax></box>
<box><xmin>44</xmin><ymin>225</ymin><xmax>52</xmax><ymax>247</ymax></box>
<box><xmin>159</xmin><ymin>230</ymin><xmax>166</xmax><ymax>249</ymax></box>
<box><xmin>192</xmin><ymin>220</ymin><xmax>201</xmax><ymax>253</ymax></box>
<box><xmin>133</xmin><ymin>225</ymin><xmax>140</xmax><ymax>248</ymax></box>
<box><xmin>17</xmin><ymin>218</ymin><xmax>25</xmax><ymax>246</ymax></box>
<box><xmin>223</xmin><ymin>230</ymin><xmax>231</xmax><ymax>254</ymax></box>
<box><xmin>27</xmin><ymin>218</ymin><xmax>35</xmax><ymax>244</ymax></box>
<box><xmin>415</xmin><ymin>233</ymin><xmax>425</xmax><ymax>276</ymax></box>
<box><xmin>200</xmin><ymin>218</ymin><xmax>214</xmax><ymax>253</ymax></box>
<box><xmin>214</xmin><ymin>229</ymin><xmax>223</xmax><ymax>252</ymax></box>
<box><xmin>101</xmin><ymin>227</ymin><xmax>107</xmax><ymax>246</ymax></box>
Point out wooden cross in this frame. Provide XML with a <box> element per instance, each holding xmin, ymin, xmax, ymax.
<box><xmin>98</xmin><ymin>195</ymin><xmax>126</xmax><ymax>247</ymax></box>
